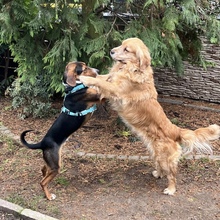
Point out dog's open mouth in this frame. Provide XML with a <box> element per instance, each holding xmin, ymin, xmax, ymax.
<box><xmin>118</xmin><ymin>60</ymin><xmax>126</xmax><ymax>64</ymax></box>
<box><xmin>112</xmin><ymin>57</ymin><xmax>126</xmax><ymax>63</ymax></box>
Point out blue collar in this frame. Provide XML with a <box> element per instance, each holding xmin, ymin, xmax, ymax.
<box><xmin>65</xmin><ymin>83</ymin><xmax>86</xmax><ymax>95</ymax></box>
<box><xmin>62</xmin><ymin>83</ymin><xmax>97</xmax><ymax>116</ymax></box>
<box><xmin>61</xmin><ymin>104</ymin><xmax>97</xmax><ymax>117</ymax></box>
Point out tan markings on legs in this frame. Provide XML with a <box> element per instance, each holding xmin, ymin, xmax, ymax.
<box><xmin>41</xmin><ymin>165</ymin><xmax>47</xmax><ymax>177</ymax></box>
<box><xmin>40</xmin><ymin>167</ymin><xmax>60</xmax><ymax>200</ymax></box>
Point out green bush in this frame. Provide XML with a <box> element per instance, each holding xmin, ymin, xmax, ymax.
<box><xmin>8</xmin><ymin>77</ymin><xmax>54</xmax><ymax>118</ymax></box>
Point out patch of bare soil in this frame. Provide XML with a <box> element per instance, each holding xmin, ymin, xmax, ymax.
<box><xmin>0</xmin><ymin>95</ymin><xmax>220</xmax><ymax>220</ymax></box>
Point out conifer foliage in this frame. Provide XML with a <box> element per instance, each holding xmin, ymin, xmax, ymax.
<box><xmin>0</xmin><ymin>0</ymin><xmax>219</xmax><ymax>116</ymax></box>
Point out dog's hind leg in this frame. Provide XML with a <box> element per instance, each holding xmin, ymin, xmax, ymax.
<box><xmin>40</xmin><ymin>167</ymin><xmax>59</xmax><ymax>200</ymax></box>
<box><xmin>152</xmin><ymin>140</ymin><xmax>181</xmax><ymax>195</ymax></box>
<box><xmin>40</xmin><ymin>145</ymin><xmax>62</xmax><ymax>200</ymax></box>
<box><xmin>41</xmin><ymin>165</ymin><xmax>47</xmax><ymax>177</ymax></box>
<box><xmin>164</xmin><ymin>143</ymin><xmax>181</xmax><ymax>195</ymax></box>
<box><xmin>161</xmin><ymin>160</ymin><xmax>178</xmax><ymax>195</ymax></box>
<box><xmin>153</xmin><ymin>159</ymin><xmax>177</xmax><ymax>195</ymax></box>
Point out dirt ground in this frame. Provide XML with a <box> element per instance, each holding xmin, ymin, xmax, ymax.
<box><xmin>0</xmin><ymin>95</ymin><xmax>220</xmax><ymax>220</ymax></box>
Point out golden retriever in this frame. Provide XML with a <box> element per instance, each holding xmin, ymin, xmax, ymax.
<box><xmin>80</xmin><ymin>38</ymin><xmax>220</xmax><ymax>195</ymax></box>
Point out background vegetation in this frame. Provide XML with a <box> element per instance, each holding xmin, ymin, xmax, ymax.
<box><xmin>0</xmin><ymin>0</ymin><xmax>219</xmax><ymax>117</ymax></box>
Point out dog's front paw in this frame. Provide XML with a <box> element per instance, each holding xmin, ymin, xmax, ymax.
<box><xmin>79</xmin><ymin>76</ymin><xmax>96</xmax><ymax>86</ymax></box>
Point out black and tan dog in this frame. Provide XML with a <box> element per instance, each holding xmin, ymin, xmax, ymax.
<box><xmin>20</xmin><ymin>61</ymin><xmax>100</xmax><ymax>200</ymax></box>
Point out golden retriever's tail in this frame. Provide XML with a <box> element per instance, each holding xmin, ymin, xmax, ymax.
<box><xmin>180</xmin><ymin>124</ymin><xmax>220</xmax><ymax>155</ymax></box>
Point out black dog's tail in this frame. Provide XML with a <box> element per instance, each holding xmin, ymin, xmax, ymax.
<box><xmin>20</xmin><ymin>130</ymin><xmax>42</xmax><ymax>149</ymax></box>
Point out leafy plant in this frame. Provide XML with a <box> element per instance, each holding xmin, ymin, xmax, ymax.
<box><xmin>8</xmin><ymin>77</ymin><xmax>54</xmax><ymax>118</ymax></box>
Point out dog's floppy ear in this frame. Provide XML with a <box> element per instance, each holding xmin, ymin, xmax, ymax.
<box><xmin>66</xmin><ymin>73</ymin><xmax>76</xmax><ymax>86</ymax></box>
<box><xmin>63</xmin><ymin>62</ymin><xmax>77</xmax><ymax>86</ymax></box>
<box><xmin>136</xmin><ymin>45</ymin><xmax>151</xmax><ymax>71</ymax></box>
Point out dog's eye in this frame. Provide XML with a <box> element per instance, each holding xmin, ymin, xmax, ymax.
<box><xmin>124</xmin><ymin>47</ymin><xmax>129</xmax><ymax>52</ymax></box>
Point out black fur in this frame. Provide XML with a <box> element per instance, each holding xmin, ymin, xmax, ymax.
<box><xmin>20</xmin><ymin>62</ymin><xmax>100</xmax><ymax>200</ymax></box>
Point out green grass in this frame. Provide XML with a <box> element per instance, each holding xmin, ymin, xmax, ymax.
<box><xmin>55</xmin><ymin>176</ymin><xmax>70</xmax><ymax>186</ymax></box>
<box><xmin>6</xmin><ymin>195</ymin><xmax>26</xmax><ymax>207</ymax></box>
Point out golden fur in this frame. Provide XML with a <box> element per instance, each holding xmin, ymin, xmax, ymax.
<box><xmin>80</xmin><ymin>38</ymin><xmax>220</xmax><ymax>195</ymax></box>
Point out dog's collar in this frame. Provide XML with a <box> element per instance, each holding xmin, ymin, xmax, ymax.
<box><xmin>65</xmin><ymin>83</ymin><xmax>87</xmax><ymax>95</ymax></box>
<box><xmin>62</xmin><ymin>82</ymin><xmax>97</xmax><ymax>116</ymax></box>
<box><xmin>61</xmin><ymin>104</ymin><xmax>97</xmax><ymax>117</ymax></box>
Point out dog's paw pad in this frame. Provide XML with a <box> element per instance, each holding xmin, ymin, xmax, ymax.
<box><xmin>152</xmin><ymin>170</ymin><xmax>160</xmax><ymax>178</ymax></box>
<box><xmin>163</xmin><ymin>188</ymin><xmax>175</xmax><ymax>195</ymax></box>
